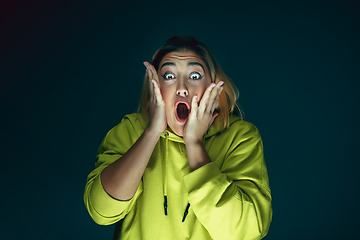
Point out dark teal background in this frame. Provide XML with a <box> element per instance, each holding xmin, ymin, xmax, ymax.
<box><xmin>1</xmin><ymin>0</ymin><xmax>359</xmax><ymax>239</ymax></box>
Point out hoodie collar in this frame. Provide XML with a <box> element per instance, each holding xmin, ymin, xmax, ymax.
<box><xmin>159</xmin><ymin>114</ymin><xmax>242</xmax><ymax>142</ymax></box>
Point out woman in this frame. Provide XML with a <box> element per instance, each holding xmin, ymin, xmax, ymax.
<box><xmin>84</xmin><ymin>35</ymin><xmax>272</xmax><ymax>240</ymax></box>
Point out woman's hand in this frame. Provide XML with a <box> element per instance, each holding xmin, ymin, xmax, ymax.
<box><xmin>183</xmin><ymin>81</ymin><xmax>224</xmax><ymax>145</ymax></box>
<box><xmin>144</xmin><ymin>62</ymin><xmax>167</xmax><ymax>136</ymax></box>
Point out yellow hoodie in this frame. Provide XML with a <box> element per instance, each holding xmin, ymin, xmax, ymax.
<box><xmin>84</xmin><ymin>113</ymin><xmax>272</xmax><ymax>240</ymax></box>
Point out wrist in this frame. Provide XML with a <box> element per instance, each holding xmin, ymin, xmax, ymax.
<box><xmin>185</xmin><ymin>142</ymin><xmax>211</xmax><ymax>171</ymax></box>
<box><xmin>145</xmin><ymin>125</ymin><xmax>163</xmax><ymax>139</ymax></box>
<box><xmin>184</xmin><ymin>136</ymin><xmax>203</xmax><ymax>146</ymax></box>
<box><xmin>184</xmin><ymin>139</ymin><xmax>205</xmax><ymax>153</ymax></box>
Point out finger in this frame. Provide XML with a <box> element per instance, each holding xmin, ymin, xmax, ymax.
<box><xmin>144</xmin><ymin>61</ymin><xmax>153</xmax><ymax>79</ymax></box>
<box><xmin>199</xmin><ymin>83</ymin><xmax>216</xmax><ymax>112</ymax></box>
<box><xmin>144</xmin><ymin>62</ymin><xmax>155</xmax><ymax>97</ymax></box>
<box><xmin>208</xmin><ymin>112</ymin><xmax>219</xmax><ymax>128</ymax></box>
<box><xmin>203</xmin><ymin>81</ymin><xmax>223</xmax><ymax>114</ymax></box>
<box><xmin>147</xmin><ymin>63</ymin><xmax>160</xmax><ymax>82</ymax></box>
<box><xmin>190</xmin><ymin>95</ymin><xmax>199</xmax><ymax>118</ymax></box>
<box><xmin>211</xmin><ymin>85</ymin><xmax>223</xmax><ymax>112</ymax></box>
<box><xmin>152</xmin><ymin>79</ymin><xmax>164</xmax><ymax>105</ymax></box>
<box><xmin>207</xmin><ymin>82</ymin><xmax>222</xmax><ymax>110</ymax></box>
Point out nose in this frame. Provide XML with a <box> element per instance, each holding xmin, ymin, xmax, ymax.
<box><xmin>176</xmin><ymin>82</ymin><xmax>188</xmax><ymax>97</ymax></box>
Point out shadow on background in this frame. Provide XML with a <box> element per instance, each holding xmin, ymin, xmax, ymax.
<box><xmin>1</xmin><ymin>0</ymin><xmax>359</xmax><ymax>239</ymax></box>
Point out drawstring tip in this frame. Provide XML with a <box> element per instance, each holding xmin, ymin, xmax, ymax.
<box><xmin>182</xmin><ymin>203</ymin><xmax>191</xmax><ymax>223</ymax></box>
<box><xmin>164</xmin><ymin>196</ymin><xmax>168</xmax><ymax>216</ymax></box>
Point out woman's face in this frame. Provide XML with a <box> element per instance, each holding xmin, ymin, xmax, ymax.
<box><xmin>157</xmin><ymin>50</ymin><xmax>212</xmax><ymax>137</ymax></box>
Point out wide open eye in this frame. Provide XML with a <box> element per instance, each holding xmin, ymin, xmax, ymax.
<box><xmin>189</xmin><ymin>72</ymin><xmax>203</xmax><ymax>80</ymax></box>
<box><xmin>162</xmin><ymin>72</ymin><xmax>175</xmax><ymax>80</ymax></box>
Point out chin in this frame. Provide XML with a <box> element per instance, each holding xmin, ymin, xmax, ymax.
<box><xmin>168</xmin><ymin>122</ymin><xmax>185</xmax><ymax>137</ymax></box>
<box><xmin>175</xmin><ymin>129</ymin><xmax>184</xmax><ymax>137</ymax></box>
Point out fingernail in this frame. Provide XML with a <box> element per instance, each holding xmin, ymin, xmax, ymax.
<box><xmin>210</xmin><ymin>84</ymin><xmax>216</xmax><ymax>89</ymax></box>
<box><xmin>143</xmin><ymin>62</ymin><xmax>149</xmax><ymax>69</ymax></box>
<box><xmin>219</xmin><ymin>81</ymin><xmax>224</xmax><ymax>86</ymax></box>
<box><xmin>219</xmin><ymin>87</ymin><xmax>224</xmax><ymax>92</ymax></box>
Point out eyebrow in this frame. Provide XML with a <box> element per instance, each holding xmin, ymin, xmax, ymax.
<box><xmin>188</xmin><ymin>62</ymin><xmax>205</xmax><ymax>72</ymax></box>
<box><xmin>159</xmin><ymin>62</ymin><xmax>175</xmax><ymax>70</ymax></box>
<box><xmin>159</xmin><ymin>62</ymin><xmax>205</xmax><ymax>72</ymax></box>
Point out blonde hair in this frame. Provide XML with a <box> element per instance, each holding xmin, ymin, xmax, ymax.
<box><xmin>139</xmin><ymin>35</ymin><xmax>242</xmax><ymax>131</ymax></box>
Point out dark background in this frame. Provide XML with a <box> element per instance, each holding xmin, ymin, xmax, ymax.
<box><xmin>1</xmin><ymin>0</ymin><xmax>359</xmax><ymax>239</ymax></box>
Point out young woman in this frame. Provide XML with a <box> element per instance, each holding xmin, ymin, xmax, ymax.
<box><xmin>84</xmin><ymin>35</ymin><xmax>272</xmax><ymax>240</ymax></box>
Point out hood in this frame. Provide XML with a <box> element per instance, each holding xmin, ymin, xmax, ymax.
<box><xmin>128</xmin><ymin>112</ymin><xmax>243</xmax><ymax>222</ymax></box>
<box><xmin>158</xmin><ymin>113</ymin><xmax>243</xmax><ymax>142</ymax></box>
<box><xmin>128</xmin><ymin>112</ymin><xmax>242</xmax><ymax>141</ymax></box>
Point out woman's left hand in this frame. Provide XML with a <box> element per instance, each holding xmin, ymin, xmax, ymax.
<box><xmin>183</xmin><ymin>81</ymin><xmax>224</xmax><ymax>145</ymax></box>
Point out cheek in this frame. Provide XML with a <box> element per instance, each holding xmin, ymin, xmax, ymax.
<box><xmin>197</xmin><ymin>78</ymin><xmax>211</xmax><ymax>93</ymax></box>
<box><xmin>159</xmin><ymin>87</ymin><xmax>172</xmax><ymax>107</ymax></box>
<box><xmin>159</xmin><ymin>85</ymin><xmax>167</xmax><ymax>98</ymax></box>
<box><xmin>194</xmin><ymin>86</ymin><xmax>208</xmax><ymax>99</ymax></box>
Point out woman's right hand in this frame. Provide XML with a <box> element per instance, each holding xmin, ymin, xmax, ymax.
<box><xmin>144</xmin><ymin>61</ymin><xmax>167</xmax><ymax>136</ymax></box>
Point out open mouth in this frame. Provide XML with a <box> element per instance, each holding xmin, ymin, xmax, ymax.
<box><xmin>174</xmin><ymin>101</ymin><xmax>190</xmax><ymax>123</ymax></box>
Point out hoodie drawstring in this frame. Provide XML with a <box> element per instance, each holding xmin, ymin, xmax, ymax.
<box><xmin>163</xmin><ymin>132</ymin><xmax>169</xmax><ymax>216</ymax></box>
<box><xmin>182</xmin><ymin>203</ymin><xmax>191</xmax><ymax>222</ymax></box>
<box><xmin>164</xmin><ymin>195</ymin><xmax>168</xmax><ymax>216</ymax></box>
<box><xmin>162</xmin><ymin>131</ymin><xmax>191</xmax><ymax>222</ymax></box>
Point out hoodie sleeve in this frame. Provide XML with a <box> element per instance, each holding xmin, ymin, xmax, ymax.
<box><xmin>183</xmin><ymin>121</ymin><xmax>272</xmax><ymax>240</ymax></box>
<box><xmin>84</xmin><ymin>115</ymin><xmax>144</xmax><ymax>225</ymax></box>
